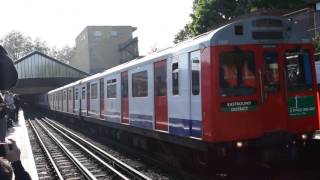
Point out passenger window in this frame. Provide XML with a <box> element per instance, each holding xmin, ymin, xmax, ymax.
<box><xmin>121</xmin><ymin>75</ymin><xmax>128</xmax><ymax>98</ymax></box>
<box><xmin>68</xmin><ymin>90</ymin><xmax>72</xmax><ymax>100</ymax></box>
<box><xmin>155</xmin><ymin>63</ymin><xmax>167</xmax><ymax>96</ymax></box>
<box><xmin>264</xmin><ymin>52</ymin><xmax>279</xmax><ymax>92</ymax></box>
<box><xmin>172</xmin><ymin>63</ymin><xmax>179</xmax><ymax>95</ymax></box>
<box><xmin>219</xmin><ymin>51</ymin><xmax>256</xmax><ymax>96</ymax></box>
<box><xmin>192</xmin><ymin>58</ymin><xmax>200</xmax><ymax>95</ymax></box>
<box><xmin>107</xmin><ymin>79</ymin><xmax>117</xmax><ymax>98</ymax></box>
<box><xmin>285</xmin><ymin>50</ymin><xmax>313</xmax><ymax>91</ymax></box>
<box><xmin>75</xmin><ymin>89</ymin><xmax>78</xmax><ymax>100</ymax></box>
<box><xmin>132</xmin><ymin>71</ymin><xmax>148</xmax><ymax>97</ymax></box>
<box><xmin>82</xmin><ymin>87</ymin><xmax>86</xmax><ymax>99</ymax></box>
<box><xmin>90</xmin><ymin>83</ymin><xmax>98</xmax><ymax>99</ymax></box>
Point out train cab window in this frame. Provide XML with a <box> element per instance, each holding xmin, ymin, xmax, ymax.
<box><xmin>192</xmin><ymin>58</ymin><xmax>200</xmax><ymax>95</ymax></box>
<box><xmin>264</xmin><ymin>52</ymin><xmax>279</xmax><ymax>92</ymax></box>
<box><xmin>82</xmin><ymin>87</ymin><xmax>86</xmax><ymax>99</ymax></box>
<box><xmin>90</xmin><ymin>83</ymin><xmax>98</xmax><ymax>99</ymax></box>
<box><xmin>220</xmin><ymin>51</ymin><xmax>256</xmax><ymax>96</ymax></box>
<box><xmin>132</xmin><ymin>71</ymin><xmax>148</xmax><ymax>97</ymax></box>
<box><xmin>107</xmin><ymin>79</ymin><xmax>117</xmax><ymax>98</ymax></box>
<box><xmin>285</xmin><ymin>50</ymin><xmax>313</xmax><ymax>91</ymax></box>
<box><xmin>172</xmin><ymin>63</ymin><xmax>179</xmax><ymax>95</ymax></box>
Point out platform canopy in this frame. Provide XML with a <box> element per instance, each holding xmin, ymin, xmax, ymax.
<box><xmin>11</xmin><ymin>51</ymin><xmax>89</xmax><ymax>95</ymax></box>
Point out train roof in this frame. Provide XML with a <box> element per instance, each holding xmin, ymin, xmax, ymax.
<box><xmin>48</xmin><ymin>15</ymin><xmax>312</xmax><ymax>94</ymax></box>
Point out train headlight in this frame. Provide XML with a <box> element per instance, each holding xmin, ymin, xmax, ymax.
<box><xmin>236</xmin><ymin>141</ymin><xmax>243</xmax><ymax>148</ymax></box>
<box><xmin>301</xmin><ymin>134</ymin><xmax>308</xmax><ymax>140</ymax></box>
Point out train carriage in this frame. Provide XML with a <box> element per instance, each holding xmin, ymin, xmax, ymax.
<box><xmin>46</xmin><ymin>15</ymin><xmax>320</xmax><ymax>157</ymax></box>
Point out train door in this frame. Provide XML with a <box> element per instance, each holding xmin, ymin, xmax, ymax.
<box><xmin>72</xmin><ymin>87</ymin><xmax>75</xmax><ymax>113</ymax></box>
<box><xmin>100</xmin><ymin>78</ymin><xmax>105</xmax><ymax>119</ymax></box>
<box><xmin>281</xmin><ymin>44</ymin><xmax>318</xmax><ymax>133</ymax></box>
<box><xmin>190</xmin><ymin>50</ymin><xmax>202</xmax><ymax>138</ymax></box>
<box><xmin>154</xmin><ymin>60</ymin><xmax>168</xmax><ymax>131</ymax></box>
<box><xmin>258</xmin><ymin>47</ymin><xmax>287</xmax><ymax>132</ymax></box>
<box><xmin>217</xmin><ymin>46</ymin><xmax>261</xmax><ymax>140</ymax></box>
<box><xmin>81</xmin><ymin>86</ymin><xmax>86</xmax><ymax>115</ymax></box>
<box><xmin>121</xmin><ymin>71</ymin><xmax>129</xmax><ymax>123</ymax></box>
<box><xmin>87</xmin><ymin>83</ymin><xmax>90</xmax><ymax>116</ymax></box>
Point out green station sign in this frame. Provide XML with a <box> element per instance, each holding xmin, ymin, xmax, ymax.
<box><xmin>221</xmin><ymin>100</ymin><xmax>257</xmax><ymax>112</ymax></box>
<box><xmin>288</xmin><ymin>96</ymin><xmax>315</xmax><ymax>117</ymax></box>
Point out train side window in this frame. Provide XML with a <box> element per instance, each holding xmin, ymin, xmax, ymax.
<box><xmin>172</xmin><ymin>63</ymin><xmax>179</xmax><ymax>95</ymax></box>
<box><xmin>121</xmin><ymin>75</ymin><xmax>128</xmax><ymax>98</ymax></box>
<box><xmin>82</xmin><ymin>87</ymin><xmax>86</xmax><ymax>99</ymax></box>
<box><xmin>75</xmin><ymin>89</ymin><xmax>79</xmax><ymax>100</ymax></box>
<box><xmin>155</xmin><ymin>63</ymin><xmax>167</xmax><ymax>96</ymax></box>
<box><xmin>264</xmin><ymin>52</ymin><xmax>279</xmax><ymax>92</ymax></box>
<box><xmin>68</xmin><ymin>90</ymin><xmax>72</xmax><ymax>100</ymax></box>
<box><xmin>132</xmin><ymin>71</ymin><xmax>148</xmax><ymax>97</ymax></box>
<box><xmin>90</xmin><ymin>83</ymin><xmax>98</xmax><ymax>99</ymax></box>
<box><xmin>219</xmin><ymin>51</ymin><xmax>256</xmax><ymax>96</ymax></box>
<box><xmin>192</xmin><ymin>58</ymin><xmax>200</xmax><ymax>95</ymax></box>
<box><xmin>285</xmin><ymin>50</ymin><xmax>313</xmax><ymax>91</ymax></box>
<box><xmin>107</xmin><ymin>79</ymin><xmax>117</xmax><ymax>98</ymax></box>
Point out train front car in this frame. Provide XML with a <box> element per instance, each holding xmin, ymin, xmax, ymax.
<box><xmin>202</xmin><ymin>16</ymin><xmax>320</xmax><ymax>159</ymax></box>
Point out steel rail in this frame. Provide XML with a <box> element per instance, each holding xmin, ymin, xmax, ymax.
<box><xmin>35</xmin><ymin>119</ymin><xmax>97</xmax><ymax>180</ymax></box>
<box><xmin>40</xmin><ymin>118</ymin><xmax>130</xmax><ymax>180</ymax></box>
<box><xmin>28</xmin><ymin>119</ymin><xmax>64</xmax><ymax>180</ymax></box>
<box><xmin>44</xmin><ymin>117</ymin><xmax>151</xmax><ymax>180</ymax></box>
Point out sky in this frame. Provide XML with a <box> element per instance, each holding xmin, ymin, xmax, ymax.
<box><xmin>1</xmin><ymin>0</ymin><xmax>194</xmax><ymax>55</ymax></box>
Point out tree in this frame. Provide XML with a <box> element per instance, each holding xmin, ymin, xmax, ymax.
<box><xmin>49</xmin><ymin>45</ymin><xmax>75</xmax><ymax>63</ymax></box>
<box><xmin>174</xmin><ymin>0</ymin><xmax>312</xmax><ymax>43</ymax></box>
<box><xmin>0</xmin><ymin>31</ymin><xmax>34</xmax><ymax>61</ymax></box>
<box><xmin>0</xmin><ymin>30</ymin><xmax>75</xmax><ymax>62</ymax></box>
<box><xmin>313</xmin><ymin>34</ymin><xmax>320</xmax><ymax>52</ymax></box>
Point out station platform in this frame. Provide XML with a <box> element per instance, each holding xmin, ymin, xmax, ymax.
<box><xmin>6</xmin><ymin>110</ymin><xmax>38</xmax><ymax>180</ymax></box>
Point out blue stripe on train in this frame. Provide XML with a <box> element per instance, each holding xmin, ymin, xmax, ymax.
<box><xmin>169</xmin><ymin>118</ymin><xmax>202</xmax><ymax>138</ymax></box>
<box><xmin>129</xmin><ymin>114</ymin><xmax>153</xmax><ymax>129</ymax></box>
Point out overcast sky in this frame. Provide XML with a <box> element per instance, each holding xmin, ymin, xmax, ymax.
<box><xmin>1</xmin><ymin>0</ymin><xmax>194</xmax><ymax>55</ymax></box>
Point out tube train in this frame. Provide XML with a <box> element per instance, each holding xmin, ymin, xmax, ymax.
<box><xmin>40</xmin><ymin>15</ymin><xmax>320</xmax><ymax>156</ymax></box>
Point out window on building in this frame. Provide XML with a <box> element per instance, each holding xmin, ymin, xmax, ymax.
<box><xmin>107</xmin><ymin>79</ymin><xmax>117</xmax><ymax>98</ymax></box>
<box><xmin>91</xmin><ymin>83</ymin><xmax>98</xmax><ymax>99</ymax></box>
<box><xmin>172</xmin><ymin>63</ymin><xmax>179</xmax><ymax>95</ymax></box>
<box><xmin>132</xmin><ymin>71</ymin><xmax>148</xmax><ymax>97</ymax></box>
<box><xmin>111</xmin><ymin>31</ymin><xmax>118</xmax><ymax>37</ymax></box>
<box><xmin>94</xmin><ymin>31</ymin><xmax>102</xmax><ymax>37</ymax></box>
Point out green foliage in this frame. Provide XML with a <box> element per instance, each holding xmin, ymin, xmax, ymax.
<box><xmin>0</xmin><ymin>30</ymin><xmax>74</xmax><ymax>62</ymax></box>
<box><xmin>313</xmin><ymin>34</ymin><xmax>320</xmax><ymax>52</ymax></box>
<box><xmin>174</xmin><ymin>0</ymin><xmax>312</xmax><ymax>43</ymax></box>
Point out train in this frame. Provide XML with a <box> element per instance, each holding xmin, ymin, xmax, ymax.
<box><xmin>38</xmin><ymin>14</ymin><xmax>320</xmax><ymax>164</ymax></box>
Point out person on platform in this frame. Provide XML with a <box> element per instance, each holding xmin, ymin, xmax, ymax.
<box><xmin>0</xmin><ymin>139</ymin><xmax>31</xmax><ymax>180</ymax></box>
<box><xmin>0</xmin><ymin>94</ymin><xmax>7</xmax><ymax>142</ymax></box>
<box><xmin>3</xmin><ymin>92</ymin><xmax>14</xmax><ymax>128</ymax></box>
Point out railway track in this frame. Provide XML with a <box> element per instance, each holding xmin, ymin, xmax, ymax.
<box><xmin>28</xmin><ymin>118</ymin><xmax>151</xmax><ymax>180</ymax></box>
